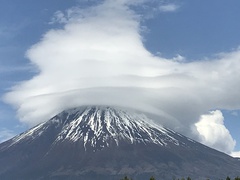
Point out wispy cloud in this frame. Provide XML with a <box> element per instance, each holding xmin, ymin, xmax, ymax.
<box><xmin>49</xmin><ymin>10</ymin><xmax>69</xmax><ymax>24</ymax></box>
<box><xmin>231</xmin><ymin>151</ymin><xmax>240</xmax><ymax>158</ymax></box>
<box><xmin>4</xmin><ymin>0</ymin><xmax>240</xmax><ymax>155</ymax></box>
<box><xmin>0</xmin><ymin>21</ymin><xmax>28</xmax><ymax>40</ymax></box>
<box><xmin>0</xmin><ymin>63</ymin><xmax>34</xmax><ymax>74</ymax></box>
<box><xmin>0</xmin><ymin>128</ymin><xmax>15</xmax><ymax>143</ymax></box>
<box><xmin>231</xmin><ymin>111</ymin><xmax>239</xmax><ymax>116</ymax></box>
<box><xmin>0</xmin><ymin>26</ymin><xmax>12</xmax><ymax>38</ymax></box>
<box><xmin>159</xmin><ymin>3</ymin><xmax>179</xmax><ymax>12</ymax></box>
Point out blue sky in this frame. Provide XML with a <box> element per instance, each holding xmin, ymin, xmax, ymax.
<box><xmin>144</xmin><ymin>1</ymin><xmax>240</xmax><ymax>59</ymax></box>
<box><xmin>0</xmin><ymin>0</ymin><xmax>240</xmax><ymax>156</ymax></box>
<box><xmin>0</xmin><ymin>0</ymin><xmax>76</xmax><ymax>137</ymax></box>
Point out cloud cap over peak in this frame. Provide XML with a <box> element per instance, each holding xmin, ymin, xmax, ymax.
<box><xmin>4</xmin><ymin>0</ymin><xmax>240</xmax><ymax>155</ymax></box>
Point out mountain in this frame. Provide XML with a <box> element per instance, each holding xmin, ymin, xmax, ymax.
<box><xmin>0</xmin><ymin>106</ymin><xmax>239</xmax><ymax>180</ymax></box>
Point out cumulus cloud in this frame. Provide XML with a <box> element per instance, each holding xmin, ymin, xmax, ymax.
<box><xmin>3</xmin><ymin>0</ymin><xmax>240</xmax><ymax>154</ymax></box>
<box><xmin>195</xmin><ymin>110</ymin><xmax>236</xmax><ymax>154</ymax></box>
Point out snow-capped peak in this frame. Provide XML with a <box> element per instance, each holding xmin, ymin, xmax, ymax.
<box><xmin>9</xmin><ymin>106</ymin><xmax>186</xmax><ymax>151</ymax></box>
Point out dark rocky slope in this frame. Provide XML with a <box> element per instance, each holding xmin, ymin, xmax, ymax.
<box><xmin>0</xmin><ymin>106</ymin><xmax>239</xmax><ymax>180</ymax></box>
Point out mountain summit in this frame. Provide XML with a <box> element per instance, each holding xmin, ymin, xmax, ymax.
<box><xmin>0</xmin><ymin>106</ymin><xmax>240</xmax><ymax>180</ymax></box>
<box><xmin>10</xmin><ymin>106</ymin><xmax>185</xmax><ymax>151</ymax></box>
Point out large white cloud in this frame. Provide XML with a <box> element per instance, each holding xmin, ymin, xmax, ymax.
<box><xmin>4</xmin><ymin>0</ymin><xmax>240</xmax><ymax>155</ymax></box>
<box><xmin>195</xmin><ymin>110</ymin><xmax>236</xmax><ymax>154</ymax></box>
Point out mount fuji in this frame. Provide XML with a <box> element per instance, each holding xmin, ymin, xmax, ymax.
<box><xmin>0</xmin><ymin>106</ymin><xmax>240</xmax><ymax>180</ymax></box>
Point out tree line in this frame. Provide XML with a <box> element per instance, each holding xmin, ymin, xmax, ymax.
<box><xmin>120</xmin><ymin>176</ymin><xmax>240</xmax><ymax>180</ymax></box>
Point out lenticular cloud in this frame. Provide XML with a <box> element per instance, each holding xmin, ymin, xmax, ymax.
<box><xmin>4</xmin><ymin>0</ymin><xmax>240</xmax><ymax>154</ymax></box>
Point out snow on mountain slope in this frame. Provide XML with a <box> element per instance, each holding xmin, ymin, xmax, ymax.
<box><xmin>7</xmin><ymin>106</ymin><xmax>188</xmax><ymax>151</ymax></box>
<box><xmin>1</xmin><ymin>106</ymin><xmax>240</xmax><ymax>180</ymax></box>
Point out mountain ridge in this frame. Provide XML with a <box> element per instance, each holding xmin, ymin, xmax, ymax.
<box><xmin>6</xmin><ymin>106</ymin><xmax>190</xmax><ymax>151</ymax></box>
<box><xmin>0</xmin><ymin>106</ymin><xmax>240</xmax><ymax>180</ymax></box>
